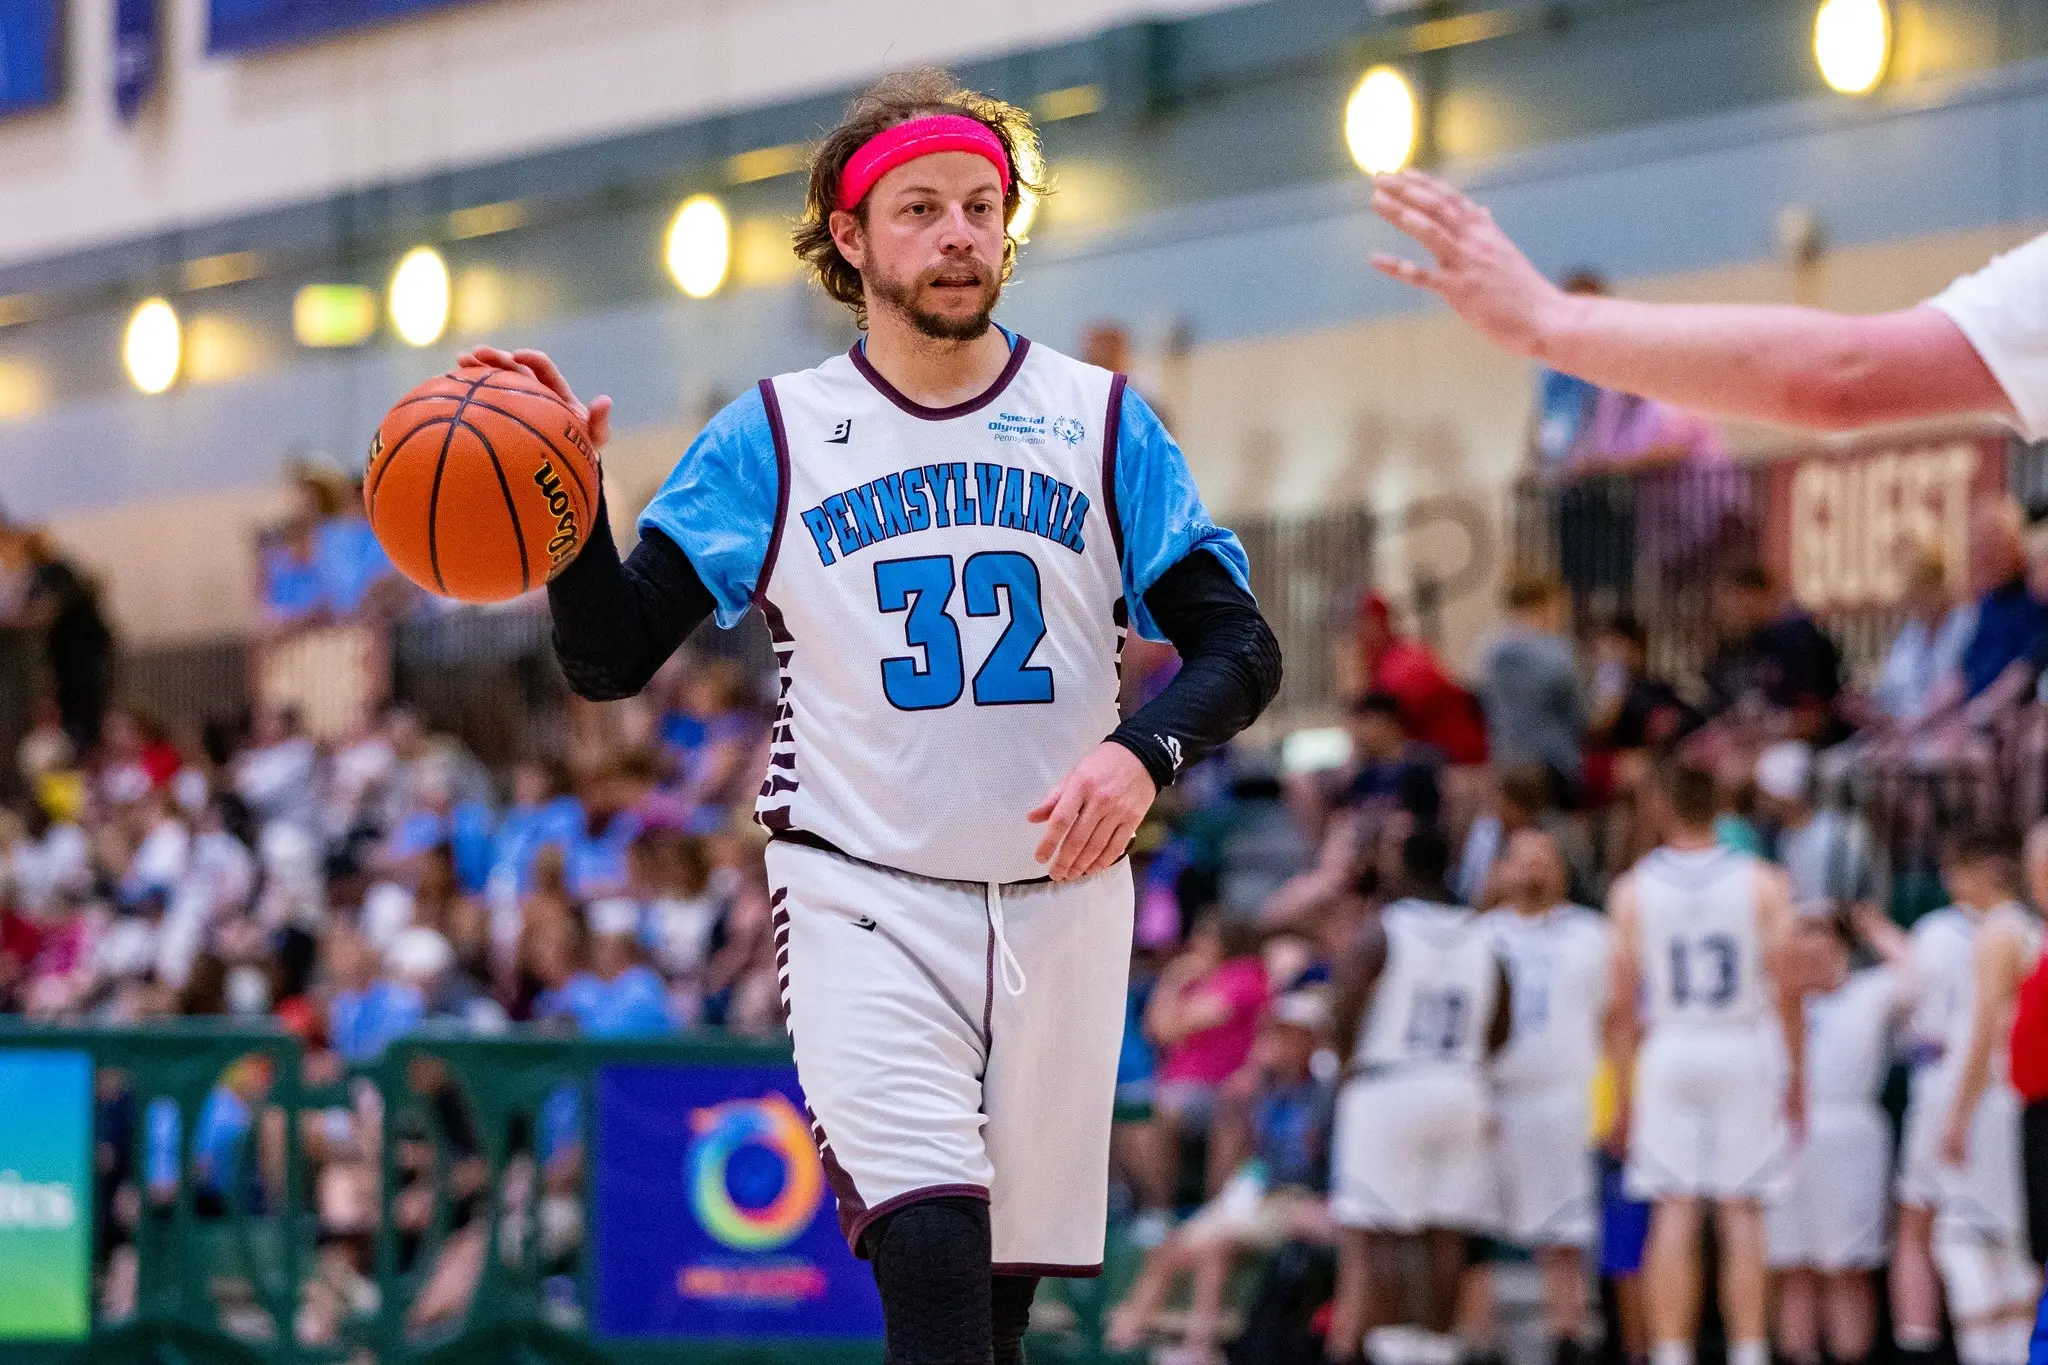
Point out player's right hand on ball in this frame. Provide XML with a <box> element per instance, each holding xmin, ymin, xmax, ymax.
<box><xmin>458</xmin><ymin>346</ymin><xmax>613</xmax><ymax>455</ymax></box>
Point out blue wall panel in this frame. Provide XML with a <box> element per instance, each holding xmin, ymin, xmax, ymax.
<box><xmin>207</xmin><ymin>0</ymin><xmax>491</xmax><ymax>54</ymax></box>
<box><xmin>0</xmin><ymin>0</ymin><xmax>62</xmax><ymax>117</ymax></box>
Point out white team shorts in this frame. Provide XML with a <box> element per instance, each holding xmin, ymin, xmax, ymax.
<box><xmin>1331</xmin><ymin>1065</ymin><xmax>1497</xmax><ymax>1233</ymax></box>
<box><xmin>1897</xmin><ymin>1065</ymin><xmax>1955</xmax><ymax>1209</ymax></box>
<box><xmin>1625</xmin><ymin>1028</ymin><xmax>1788</xmax><ymax>1202</ymax></box>
<box><xmin>1935</xmin><ymin>1082</ymin><xmax>2030</xmax><ymax>1243</ymax></box>
<box><xmin>1495</xmin><ymin>1084</ymin><xmax>1596</xmax><ymax>1249</ymax></box>
<box><xmin>1766</xmin><ymin>1101</ymin><xmax>1891</xmax><ymax>1271</ymax></box>
<box><xmin>766</xmin><ymin>840</ymin><xmax>1133</xmax><ymax>1275</ymax></box>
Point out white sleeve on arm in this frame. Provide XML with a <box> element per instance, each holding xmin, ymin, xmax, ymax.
<box><xmin>1927</xmin><ymin>231</ymin><xmax>2048</xmax><ymax>442</ymax></box>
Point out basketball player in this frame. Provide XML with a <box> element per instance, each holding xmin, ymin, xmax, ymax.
<box><xmin>1927</xmin><ymin>830</ymin><xmax>2042</xmax><ymax>1365</ymax></box>
<box><xmin>1363</xmin><ymin>170</ymin><xmax>2048</xmax><ymax>488</ymax></box>
<box><xmin>1896</xmin><ymin>881</ymin><xmax>1984</xmax><ymax>1365</ymax></box>
<box><xmin>465</xmin><ymin>71</ymin><xmax>1283</xmax><ymax>1364</ymax></box>
<box><xmin>1607</xmin><ymin>763</ymin><xmax>1804</xmax><ymax>1365</ymax></box>
<box><xmin>1327</xmin><ymin>828</ymin><xmax>1512</xmax><ymax>1365</ymax></box>
<box><xmin>1483</xmin><ymin>828</ymin><xmax>1613</xmax><ymax>1365</ymax></box>
<box><xmin>1766</xmin><ymin>909</ymin><xmax>1912</xmax><ymax>1365</ymax></box>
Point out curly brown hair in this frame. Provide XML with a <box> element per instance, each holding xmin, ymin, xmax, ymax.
<box><xmin>793</xmin><ymin>68</ymin><xmax>1045</xmax><ymax>328</ymax></box>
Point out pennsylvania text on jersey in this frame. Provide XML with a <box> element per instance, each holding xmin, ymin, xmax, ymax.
<box><xmin>798</xmin><ymin>461</ymin><xmax>1091</xmax><ymax>567</ymax></box>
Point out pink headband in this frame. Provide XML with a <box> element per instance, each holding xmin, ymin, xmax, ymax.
<box><xmin>835</xmin><ymin>114</ymin><xmax>1012</xmax><ymax>212</ymax></box>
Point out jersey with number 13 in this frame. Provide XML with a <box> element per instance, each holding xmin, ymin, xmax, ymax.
<box><xmin>635</xmin><ymin>331</ymin><xmax>1248</xmax><ymax>885</ymax></box>
<box><xmin>1637</xmin><ymin>847</ymin><xmax>1769</xmax><ymax>1032</ymax></box>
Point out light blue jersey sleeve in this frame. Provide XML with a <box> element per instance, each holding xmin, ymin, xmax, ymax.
<box><xmin>1113</xmin><ymin>383</ymin><xmax>1252</xmax><ymax>642</ymax></box>
<box><xmin>636</xmin><ymin>386</ymin><xmax>780</xmax><ymax>629</ymax></box>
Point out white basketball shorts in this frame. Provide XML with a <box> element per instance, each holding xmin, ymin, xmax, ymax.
<box><xmin>766</xmin><ymin>839</ymin><xmax>1133</xmax><ymax>1276</ymax></box>
<box><xmin>1766</xmin><ymin>1101</ymin><xmax>1891</xmax><ymax>1270</ymax></box>
<box><xmin>1897</xmin><ymin>1065</ymin><xmax>1955</xmax><ymax>1209</ymax></box>
<box><xmin>1936</xmin><ymin>1082</ymin><xmax>2029</xmax><ymax>1242</ymax></box>
<box><xmin>1331</xmin><ymin>1065</ymin><xmax>1498</xmax><ymax>1233</ymax></box>
<box><xmin>1625</xmin><ymin>1027</ymin><xmax>1788</xmax><ymax>1202</ymax></box>
<box><xmin>1496</xmin><ymin>1083</ymin><xmax>1596</xmax><ymax>1249</ymax></box>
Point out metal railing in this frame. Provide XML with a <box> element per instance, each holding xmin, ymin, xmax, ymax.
<box><xmin>1509</xmin><ymin>433</ymin><xmax>2048</xmax><ymax>691</ymax></box>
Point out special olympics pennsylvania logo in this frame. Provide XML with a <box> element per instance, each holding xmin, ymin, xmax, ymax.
<box><xmin>686</xmin><ymin>1093</ymin><xmax>825</xmax><ymax>1252</ymax></box>
<box><xmin>1052</xmin><ymin>415</ymin><xmax>1086</xmax><ymax>447</ymax></box>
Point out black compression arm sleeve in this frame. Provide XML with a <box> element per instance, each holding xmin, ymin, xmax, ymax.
<box><xmin>545</xmin><ymin>497</ymin><xmax>717</xmax><ymax>701</ymax></box>
<box><xmin>1108</xmin><ymin>549</ymin><xmax>1283</xmax><ymax>789</ymax></box>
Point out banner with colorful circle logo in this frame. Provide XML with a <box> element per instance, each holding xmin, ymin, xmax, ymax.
<box><xmin>593</xmin><ymin>1062</ymin><xmax>884</xmax><ymax>1340</ymax></box>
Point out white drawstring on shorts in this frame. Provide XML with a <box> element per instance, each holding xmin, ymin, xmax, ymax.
<box><xmin>986</xmin><ymin>881</ymin><xmax>1028</xmax><ymax>997</ymax></box>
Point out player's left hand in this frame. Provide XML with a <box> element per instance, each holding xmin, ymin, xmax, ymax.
<box><xmin>1029</xmin><ymin>742</ymin><xmax>1156</xmax><ymax>882</ymax></box>
<box><xmin>458</xmin><ymin>346</ymin><xmax>614</xmax><ymax>455</ymax></box>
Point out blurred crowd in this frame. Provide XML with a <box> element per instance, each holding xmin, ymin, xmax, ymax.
<box><xmin>0</xmin><ymin>656</ymin><xmax>782</xmax><ymax>1041</ymax></box>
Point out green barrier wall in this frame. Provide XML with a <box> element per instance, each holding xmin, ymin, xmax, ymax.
<box><xmin>0</xmin><ymin>1023</ymin><xmax>898</xmax><ymax>1365</ymax></box>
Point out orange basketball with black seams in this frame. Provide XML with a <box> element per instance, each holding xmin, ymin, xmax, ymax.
<box><xmin>366</xmin><ymin>366</ymin><xmax>599</xmax><ymax>603</ymax></box>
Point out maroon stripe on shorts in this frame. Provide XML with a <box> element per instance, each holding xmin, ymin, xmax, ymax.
<box><xmin>802</xmin><ymin>1102</ymin><xmax>874</xmax><ymax>1249</ymax></box>
<box><xmin>844</xmin><ymin>1183</ymin><xmax>992</xmax><ymax>1260</ymax></box>
<box><xmin>993</xmin><ymin>1261</ymin><xmax>1104</xmax><ymax>1279</ymax></box>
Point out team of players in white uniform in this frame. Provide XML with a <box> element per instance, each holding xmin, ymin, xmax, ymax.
<box><xmin>1323</xmin><ymin>765</ymin><xmax>2044</xmax><ymax>1365</ymax></box>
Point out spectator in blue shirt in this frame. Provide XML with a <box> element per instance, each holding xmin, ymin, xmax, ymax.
<box><xmin>258</xmin><ymin>465</ymin><xmax>400</xmax><ymax>630</ymax></box>
<box><xmin>565</xmin><ymin>759</ymin><xmax>652</xmax><ymax>902</ymax></box>
<box><xmin>324</xmin><ymin>923</ymin><xmax>424</xmax><ymax>1064</ymax></box>
<box><xmin>314</xmin><ymin>491</ymin><xmax>395</xmax><ymax>618</ymax></box>
<box><xmin>258</xmin><ymin>522</ymin><xmax>324</xmax><ymax>628</ymax></box>
<box><xmin>191</xmin><ymin>1056</ymin><xmax>276</xmax><ymax>1215</ymax></box>
<box><xmin>530</xmin><ymin>910</ymin><xmax>674</xmax><ymax>1037</ymax></box>
<box><xmin>657</xmin><ymin>659</ymin><xmax>763</xmax><ymax>818</ymax></box>
<box><xmin>1956</xmin><ymin>501</ymin><xmax>2042</xmax><ymax>701</ymax></box>
<box><xmin>487</xmin><ymin>760</ymin><xmax>583</xmax><ymax>897</ymax></box>
<box><xmin>1106</xmin><ymin>991</ymin><xmax>1335</xmax><ymax>1357</ymax></box>
<box><xmin>1887</xmin><ymin>499</ymin><xmax>2047</xmax><ymax>740</ymax></box>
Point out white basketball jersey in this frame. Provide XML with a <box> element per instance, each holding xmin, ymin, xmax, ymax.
<box><xmin>754</xmin><ymin>339</ymin><xmax>1127</xmax><ymax>883</ymax></box>
<box><xmin>1799</xmin><ymin>966</ymin><xmax>1902</xmax><ymax>1108</ymax></box>
<box><xmin>1635</xmin><ymin>846</ymin><xmax>1770</xmax><ymax>1032</ymax></box>
<box><xmin>1938</xmin><ymin>902</ymin><xmax>2041</xmax><ymax>1085</ymax></box>
<box><xmin>1483</xmin><ymin>903</ymin><xmax>1612</xmax><ymax>1091</ymax></box>
<box><xmin>1904</xmin><ymin>905</ymin><xmax>1980</xmax><ymax>1068</ymax></box>
<box><xmin>1357</xmin><ymin>899</ymin><xmax>1501</xmax><ymax>1069</ymax></box>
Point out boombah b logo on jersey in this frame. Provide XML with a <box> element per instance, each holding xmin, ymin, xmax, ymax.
<box><xmin>798</xmin><ymin>461</ymin><xmax>1090</xmax><ymax>567</ymax></box>
<box><xmin>685</xmin><ymin>1092</ymin><xmax>825</xmax><ymax>1253</ymax></box>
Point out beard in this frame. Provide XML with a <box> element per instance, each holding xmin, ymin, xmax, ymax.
<box><xmin>864</xmin><ymin>256</ymin><xmax>1002</xmax><ymax>341</ymax></box>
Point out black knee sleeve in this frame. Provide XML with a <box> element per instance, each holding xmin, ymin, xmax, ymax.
<box><xmin>865</xmin><ymin>1196</ymin><xmax>992</xmax><ymax>1365</ymax></box>
<box><xmin>991</xmin><ymin>1274</ymin><xmax>1039</xmax><ymax>1365</ymax></box>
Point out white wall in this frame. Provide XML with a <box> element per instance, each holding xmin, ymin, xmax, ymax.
<box><xmin>0</xmin><ymin>0</ymin><xmax>1250</xmax><ymax>270</ymax></box>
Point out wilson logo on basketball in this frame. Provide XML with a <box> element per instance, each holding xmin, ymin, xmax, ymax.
<box><xmin>534</xmin><ymin>461</ymin><xmax>580</xmax><ymax>568</ymax></box>
<box><xmin>365</xmin><ymin>432</ymin><xmax>383</xmax><ymax>474</ymax></box>
<box><xmin>370</xmin><ymin>365</ymin><xmax>597</xmax><ymax>602</ymax></box>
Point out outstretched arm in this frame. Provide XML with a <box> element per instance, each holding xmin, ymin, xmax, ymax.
<box><xmin>1602</xmin><ymin>875</ymin><xmax>1644</xmax><ymax>1155</ymax></box>
<box><xmin>1331</xmin><ymin>916</ymin><xmax>1390</xmax><ymax>1070</ymax></box>
<box><xmin>1758</xmin><ymin>868</ymin><xmax>1808</xmax><ymax>1143</ymax></box>
<box><xmin>1368</xmin><ymin>171</ymin><xmax>2015</xmax><ymax>433</ymax></box>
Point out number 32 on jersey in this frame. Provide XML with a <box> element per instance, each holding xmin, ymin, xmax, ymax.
<box><xmin>874</xmin><ymin>552</ymin><xmax>1053</xmax><ymax>710</ymax></box>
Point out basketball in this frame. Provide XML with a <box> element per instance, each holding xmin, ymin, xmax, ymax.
<box><xmin>365</xmin><ymin>366</ymin><xmax>600</xmax><ymax>603</ymax></box>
